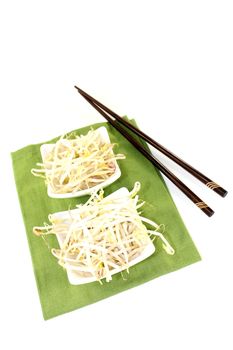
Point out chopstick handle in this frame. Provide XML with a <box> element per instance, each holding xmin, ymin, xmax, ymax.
<box><xmin>80</xmin><ymin>93</ymin><xmax>214</xmax><ymax>217</ymax></box>
<box><xmin>75</xmin><ymin>86</ymin><xmax>227</xmax><ymax>198</ymax></box>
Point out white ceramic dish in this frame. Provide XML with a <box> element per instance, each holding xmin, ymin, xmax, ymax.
<box><xmin>40</xmin><ymin>126</ymin><xmax>122</xmax><ymax>198</ymax></box>
<box><xmin>52</xmin><ymin>187</ymin><xmax>155</xmax><ymax>285</ymax></box>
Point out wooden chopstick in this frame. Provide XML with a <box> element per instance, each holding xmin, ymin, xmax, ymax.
<box><xmin>75</xmin><ymin>86</ymin><xmax>227</xmax><ymax>198</ymax></box>
<box><xmin>77</xmin><ymin>90</ymin><xmax>214</xmax><ymax>217</ymax></box>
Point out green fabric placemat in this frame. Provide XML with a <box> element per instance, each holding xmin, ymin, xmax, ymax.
<box><xmin>11</xmin><ymin>119</ymin><xmax>201</xmax><ymax>320</ymax></box>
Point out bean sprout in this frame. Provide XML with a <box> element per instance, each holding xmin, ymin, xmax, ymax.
<box><xmin>33</xmin><ymin>182</ymin><xmax>174</xmax><ymax>283</ymax></box>
<box><xmin>31</xmin><ymin>129</ymin><xmax>125</xmax><ymax>194</ymax></box>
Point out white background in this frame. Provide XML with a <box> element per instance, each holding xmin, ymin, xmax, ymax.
<box><xmin>0</xmin><ymin>1</ymin><xmax>232</xmax><ymax>349</ymax></box>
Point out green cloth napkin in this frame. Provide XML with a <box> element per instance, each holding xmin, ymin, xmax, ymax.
<box><xmin>11</xmin><ymin>119</ymin><xmax>201</xmax><ymax>320</ymax></box>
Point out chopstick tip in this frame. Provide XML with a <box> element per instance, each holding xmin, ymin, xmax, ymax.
<box><xmin>74</xmin><ymin>85</ymin><xmax>87</xmax><ymax>97</ymax></box>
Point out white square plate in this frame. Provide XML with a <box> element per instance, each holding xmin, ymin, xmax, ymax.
<box><xmin>52</xmin><ymin>187</ymin><xmax>155</xmax><ymax>285</ymax></box>
<box><xmin>40</xmin><ymin>126</ymin><xmax>122</xmax><ymax>198</ymax></box>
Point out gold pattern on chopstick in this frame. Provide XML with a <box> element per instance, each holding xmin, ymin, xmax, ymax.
<box><xmin>206</xmin><ymin>181</ymin><xmax>220</xmax><ymax>190</ymax></box>
<box><xmin>195</xmin><ymin>201</ymin><xmax>208</xmax><ymax>209</ymax></box>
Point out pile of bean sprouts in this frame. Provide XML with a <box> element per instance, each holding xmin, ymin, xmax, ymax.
<box><xmin>33</xmin><ymin>182</ymin><xmax>174</xmax><ymax>283</ymax></box>
<box><xmin>31</xmin><ymin>129</ymin><xmax>125</xmax><ymax>194</ymax></box>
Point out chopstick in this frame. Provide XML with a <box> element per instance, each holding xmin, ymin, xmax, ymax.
<box><xmin>75</xmin><ymin>89</ymin><xmax>214</xmax><ymax>217</ymax></box>
<box><xmin>75</xmin><ymin>86</ymin><xmax>227</xmax><ymax>199</ymax></box>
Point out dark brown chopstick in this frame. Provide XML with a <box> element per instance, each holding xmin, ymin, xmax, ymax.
<box><xmin>77</xmin><ymin>91</ymin><xmax>214</xmax><ymax>217</ymax></box>
<box><xmin>75</xmin><ymin>86</ymin><xmax>227</xmax><ymax>198</ymax></box>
